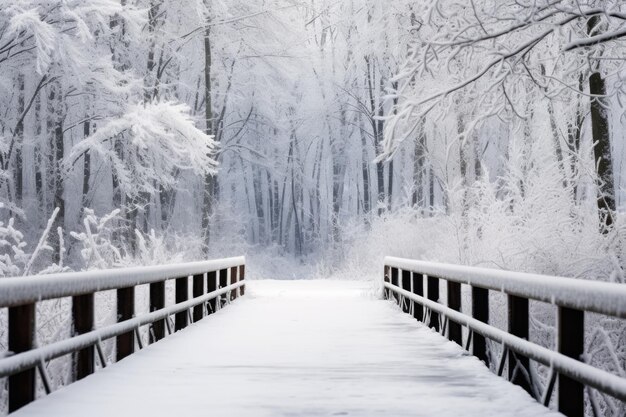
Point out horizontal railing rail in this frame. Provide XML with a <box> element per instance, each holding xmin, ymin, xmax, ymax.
<box><xmin>383</xmin><ymin>256</ymin><xmax>626</xmax><ymax>417</ymax></box>
<box><xmin>0</xmin><ymin>257</ymin><xmax>245</xmax><ymax>307</ymax></box>
<box><xmin>386</xmin><ymin>257</ymin><xmax>626</xmax><ymax>318</ymax></box>
<box><xmin>0</xmin><ymin>257</ymin><xmax>246</xmax><ymax>413</ymax></box>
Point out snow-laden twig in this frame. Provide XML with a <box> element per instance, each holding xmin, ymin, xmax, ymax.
<box><xmin>22</xmin><ymin>208</ymin><xmax>60</xmax><ymax>277</ymax></box>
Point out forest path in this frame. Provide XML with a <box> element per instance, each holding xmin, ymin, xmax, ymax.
<box><xmin>14</xmin><ymin>280</ymin><xmax>559</xmax><ymax>417</ymax></box>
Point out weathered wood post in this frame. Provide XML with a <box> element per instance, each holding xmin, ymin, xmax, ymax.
<box><xmin>193</xmin><ymin>273</ymin><xmax>205</xmax><ymax>322</ymax></box>
<box><xmin>219</xmin><ymin>269</ymin><xmax>228</xmax><ymax>306</ymax></box>
<box><xmin>427</xmin><ymin>275</ymin><xmax>440</xmax><ymax>331</ymax></box>
<box><xmin>447</xmin><ymin>281</ymin><xmax>462</xmax><ymax>345</ymax></box>
<box><xmin>8</xmin><ymin>303</ymin><xmax>35</xmax><ymax>412</ymax></box>
<box><xmin>72</xmin><ymin>293</ymin><xmax>94</xmax><ymax>380</ymax></box>
<box><xmin>383</xmin><ymin>266</ymin><xmax>391</xmax><ymax>299</ymax></box>
<box><xmin>116</xmin><ymin>287</ymin><xmax>135</xmax><ymax>361</ymax></box>
<box><xmin>175</xmin><ymin>276</ymin><xmax>189</xmax><ymax>331</ymax></box>
<box><xmin>508</xmin><ymin>295</ymin><xmax>532</xmax><ymax>395</ymax></box>
<box><xmin>411</xmin><ymin>272</ymin><xmax>424</xmax><ymax>321</ymax></box>
<box><xmin>472</xmin><ymin>286</ymin><xmax>489</xmax><ymax>365</ymax></box>
<box><xmin>391</xmin><ymin>268</ymin><xmax>399</xmax><ymax>303</ymax></box>
<box><xmin>230</xmin><ymin>266</ymin><xmax>238</xmax><ymax>301</ymax></box>
<box><xmin>558</xmin><ymin>307</ymin><xmax>584</xmax><ymax>417</ymax></box>
<box><xmin>401</xmin><ymin>269</ymin><xmax>411</xmax><ymax>313</ymax></box>
<box><xmin>207</xmin><ymin>270</ymin><xmax>217</xmax><ymax>313</ymax></box>
<box><xmin>150</xmin><ymin>281</ymin><xmax>165</xmax><ymax>343</ymax></box>
<box><xmin>239</xmin><ymin>265</ymin><xmax>246</xmax><ymax>296</ymax></box>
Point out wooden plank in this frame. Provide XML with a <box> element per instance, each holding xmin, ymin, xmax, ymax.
<box><xmin>116</xmin><ymin>287</ymin><xmax>135</xmax><ymax>361</ymax></box>
<box><xmin>558</xmin><ymin>307</ymin><xmax>584</xmax><ymax>417</ymax></box>
<box><xmin>230</xmin><ymin>266</ymin><xmax>238</xmax><ymax>301</ymax></box>
<box><xmin>175</xmin><ymin>277</ymin><xmax>189</xmax><ymax>331</ymax></box>
<box><xmin>219</xmin><ymin>269</ymin><xmax>228</xmax><ymax>306</ymax></box>
<box><xmin>149</xmin><ymin>281</ymin><xmax>165</xmax><ymax>343</ymax></box>
<box><xmin>508</xmin><ymin>295</ymin><xmax>532</xmax><ymax>395</ymax></box>
<box><xmin>8</xmin><ymin>303</ymin><xmax>35</xmax><ymax>412</ymax></box>
<box><xmin>447</xmin><ymin>281</ymin><xmax>462</xmax><ymax>345</ymax></box>
<box><xmin>472</xmin><ymin>286</ymin><xmax>489</xmax><ymax>365</ymax></box>
<box><xmin>383</xmin><ymin>266</ymin><xmax>391</xmax><ymax>300</ymax></box>
<box><xmin>427</xmin><ymin>275</ymin><xmax>439</xmax><ymax>331</ymax></box>
<box><xmin>239</xmin><ymin>265</ymin><xmax>246</xmax><ymax>296</ymax></box>
<box><xmin>193</xmin><ymin>274</ymin><xmax>204</xmax><ymax>322</ymax></box>
<box><xmin>390</xmin><ymin>268</ymin><xmax>399</xmax><ymax>303</ymax></box>
<box><xmin>72</xmin><ymin>293</ymin><xmax>94</xmax><ymax>380</ymax></box>
<box><xmin>401</xmin><ymin>270</ymin><xmax>411</xmax><ymax>313</ymax></box>
<box><xmin>207</xmin><ymin>271</ymin><xmax>217</xmax><ymax>314</ymax></box>
<box><xmin>411</xmin><ymin>272</ymin><xmax>424</xmax><ymax>321</ymax></box>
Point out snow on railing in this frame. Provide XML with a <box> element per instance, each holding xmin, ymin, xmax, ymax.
<box><xmin>383</xmin><ymin>257</ymin><xmax>626</xmax><ymax>417</ymax></box>
<box><xmin>0</xmin><ymin>257</ymin><xmax>245</xmax><ymax>307</ymax></box>
<box><xmin>0</xmin><ymin>257</ymin><xmax>246</xmax><ymax>413</ymax></box>
<box><xmin>385</xmin><ymin>257</ymin><xmax>626</xmax><ymax>318</ymax></box>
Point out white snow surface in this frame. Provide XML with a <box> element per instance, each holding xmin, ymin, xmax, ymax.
<box><xmin>14</xmin><ymin>280</ymin><xmax>560</xmax><ymax>417</ymax></box>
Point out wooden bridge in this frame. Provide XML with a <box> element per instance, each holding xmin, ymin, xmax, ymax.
<box><xmin>0</xmin><ymin>257</ymin><xmax>625</xmax><ymax>416</ymax></box>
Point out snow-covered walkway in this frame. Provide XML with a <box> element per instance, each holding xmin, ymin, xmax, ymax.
<box><xmin>14</xmin><ymin>281</ymin><xmax>560</xmax><ymax>417</ymax></box>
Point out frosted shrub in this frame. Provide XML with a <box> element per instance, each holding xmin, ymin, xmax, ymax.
<box><xmin>133</xmin><ymin>229</ymin><xmax>205</xmax><ymax>266</ymax></box>
<box><xmin>0</xmin><ymin>207</ymin><xmax>67</xmax><ymax>277</ymax></box>
<box><xmin>0</xmin><ymin>217</ymin><xmax>28</xmax><ymax>277</ymax></box>
<box><xmin>71</xmin><ymin>208</ymin><xmax>207</xmax><ymax>269</ymax></box>
<box><xmin>70</xmin><ymin>209</ymin><xmax>124</xmax><ymax>269</ymax></box>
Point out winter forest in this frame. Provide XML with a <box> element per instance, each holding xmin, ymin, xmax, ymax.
<box><xmin>0</xmin><ymin>0</ymin><xmax>625</xmax><ymax>278</ymax></box>
<box><xmin>1</xmin><ymin>0</ymin><xmax>626</xmax><ymax>415</ymax></box>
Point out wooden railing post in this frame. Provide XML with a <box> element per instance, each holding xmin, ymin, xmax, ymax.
<box><xmin>401</xmin><ymin>270</ymin><xmax>411</xmax><ymax>313</ymax></box>
<box><xmin>8</xmin><ymin>303</ymin><xmax>35</xmax><ymax>412</ymax></box>
<box><xmin>411</xmin><ymin>272</ymin><xmax>424</xmax><ymax>321</ymax></box>
<box><xmin>447</xmin><ymin>281</ymin><xmax>462</xmax><ymax>345</ymax></box>
<box><xmin>149</xmin><ymin>281</ymin><xmax>165</xmax><ymax>343</ymax></box>
<box><xmin>219</xmin><ymin>269</ymin><xmax>228</xmax><ymax>306</ymax></box>
<box><xmin>207</xmin><ymin>270</ymin><xmax>217</xmax><ymax>313</ymax></box>
<box><xmin>72</xmin><ymin>293</ymin><xmax>94</xmax><ymax>380</ymax></box>
<box><xmin>383</xmin><ymin>266</ymin><xmax>391</xmax><ymax>299</ymax></box>
<box><xmin>193</xmin><ymin>273</ymin><xmax>204</xmax><ymax>322</ymax></box>
<box><xmin>472</xmin><ymin>286</ymin><xmax>489</xmax><ymax>365</ymax></box>
<box><xmin>391</xmin><ymin>268</ymin><xmax>399</xmax><ymax>303</ymax></box>
<box><xmin>239</xmin><ymin>265</ymin><xmax>246</xmax><ymax>296</ymax></box>
<box><xmin>116</xmin><ymin>287</ymin><xmax>135</xmax><ymax>361</ymax></box>
<box><xmin>558</xmin><ymin>307</ymin><xmax>584</xmax><ymax>417</ymax></box>
<box><xmin>427</xmin><ymin>275</ymin><xmax>440</xmax><ymax>331</ymax></box>
<box><xmin>175</xmin><ymin>276</ymin><xmax>189</xmax><ymax>331</ymax></box>
<box><xmin>508</xmin><ymin>295</ymin><xmax>532</xmax><ymax>395</ymax></box>
<box><xmin>230</xmin><ymin>266</ymin><xmax>238</xmax><ymax>301</ymax></box>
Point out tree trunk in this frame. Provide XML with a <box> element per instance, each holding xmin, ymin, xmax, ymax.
<box><xmin>360</xmin><ymin>115</ymin><xmax>371</xmax><ymax>215</ymax></box>
<box><xmin>34</xmin><ymin>94</ymin><xmax>44</xmax><ymax>225</ymax></box>
<box><xmin>588</xmin><ymin>16</ymin><xmax>615</xmax><ymax>230</ymax></box>
<box><xmin>387</xmin><ymin>160</ymin><xmax>393</xmax><ymax>211</ymax></box>
<box><xmin>202</xmin><ymin>26</ymin><xmax>216</xmax><ymax>248</ymax></box>
<box><xmin>253</xmin><ymin>168</ymin><xmax>266</xmax><ymax>244</ymax></box>
<box><xmin>50</xmin><ymin>84</ymin><xmax>65</xmax><ymax>264</ymax></box>
<box><xmin>14</xmin><ymin>74</ymin><xmax>25</xmax><ymax>209</ymax></box>
<box><xmin>412</xmin><ymin>124</ymin><xmax>425</xmax><ymax>208</ymax></box>
<box><xmin>81</xmin><ymin>119</ymin><xmax>91</xmax><ymax>213</ymax></box>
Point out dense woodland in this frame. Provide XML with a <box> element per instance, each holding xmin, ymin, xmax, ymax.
<box><xmin>0</xmin><ymin>0</ymin><xmax>624</xmax><ymax>274</ymax></box>
<box><xmin>0</xmin><ymin>1</ymin><xmax>626</xmax><ymax>413</ymax></box>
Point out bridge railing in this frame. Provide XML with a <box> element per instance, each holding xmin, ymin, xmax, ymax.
<box><xmin>383</xmin><ymin>256</ymin><xmax>626</xmax><ymax>417</ymax></box>
<box><xmin>0</xmin><ymin>256</ymin><xmax>246</xmax><ymax>413</ymax></box>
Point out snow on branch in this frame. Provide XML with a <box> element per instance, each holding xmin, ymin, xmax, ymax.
<box><xmin>564</xmin><ymin>27</ymin><xmax>626</xmax><ymax>51</ymax></box>
<box><xmin>382</xmin><ymin>0</ymin><xmax>626</xmax><ymax>159</ymax></box>
<box><xmin>65</xmin><ymin>101</ymin><xmax>219</xmax><ymax>196</ymax></box>
<box><xmin>1</xmin><ymin>1</ymin><xmax>145</xmax><ymax>76</ymax></box>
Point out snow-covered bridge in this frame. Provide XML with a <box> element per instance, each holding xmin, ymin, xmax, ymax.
<box><xmin>0</xmin><ymin>257</ymin><xmax>625</xmax><ymax>417</ymax></box>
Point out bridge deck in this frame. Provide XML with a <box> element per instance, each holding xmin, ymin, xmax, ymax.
<box><xmin>14</xmin><ymin>281</ymin><xmax>559</xmax><ymax>417</ymax></box>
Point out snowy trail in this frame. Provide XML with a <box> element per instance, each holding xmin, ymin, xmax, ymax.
<box><xmin>14</xmin><ymin>280</ymin><xmax>560</xmax><ymax>417</ymax></box>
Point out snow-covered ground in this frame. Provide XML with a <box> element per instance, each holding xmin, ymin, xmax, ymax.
<box><xmin>13</xmin><ymin>280</ymin><xmax>559</xmax><ymax>417</ymax></box>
